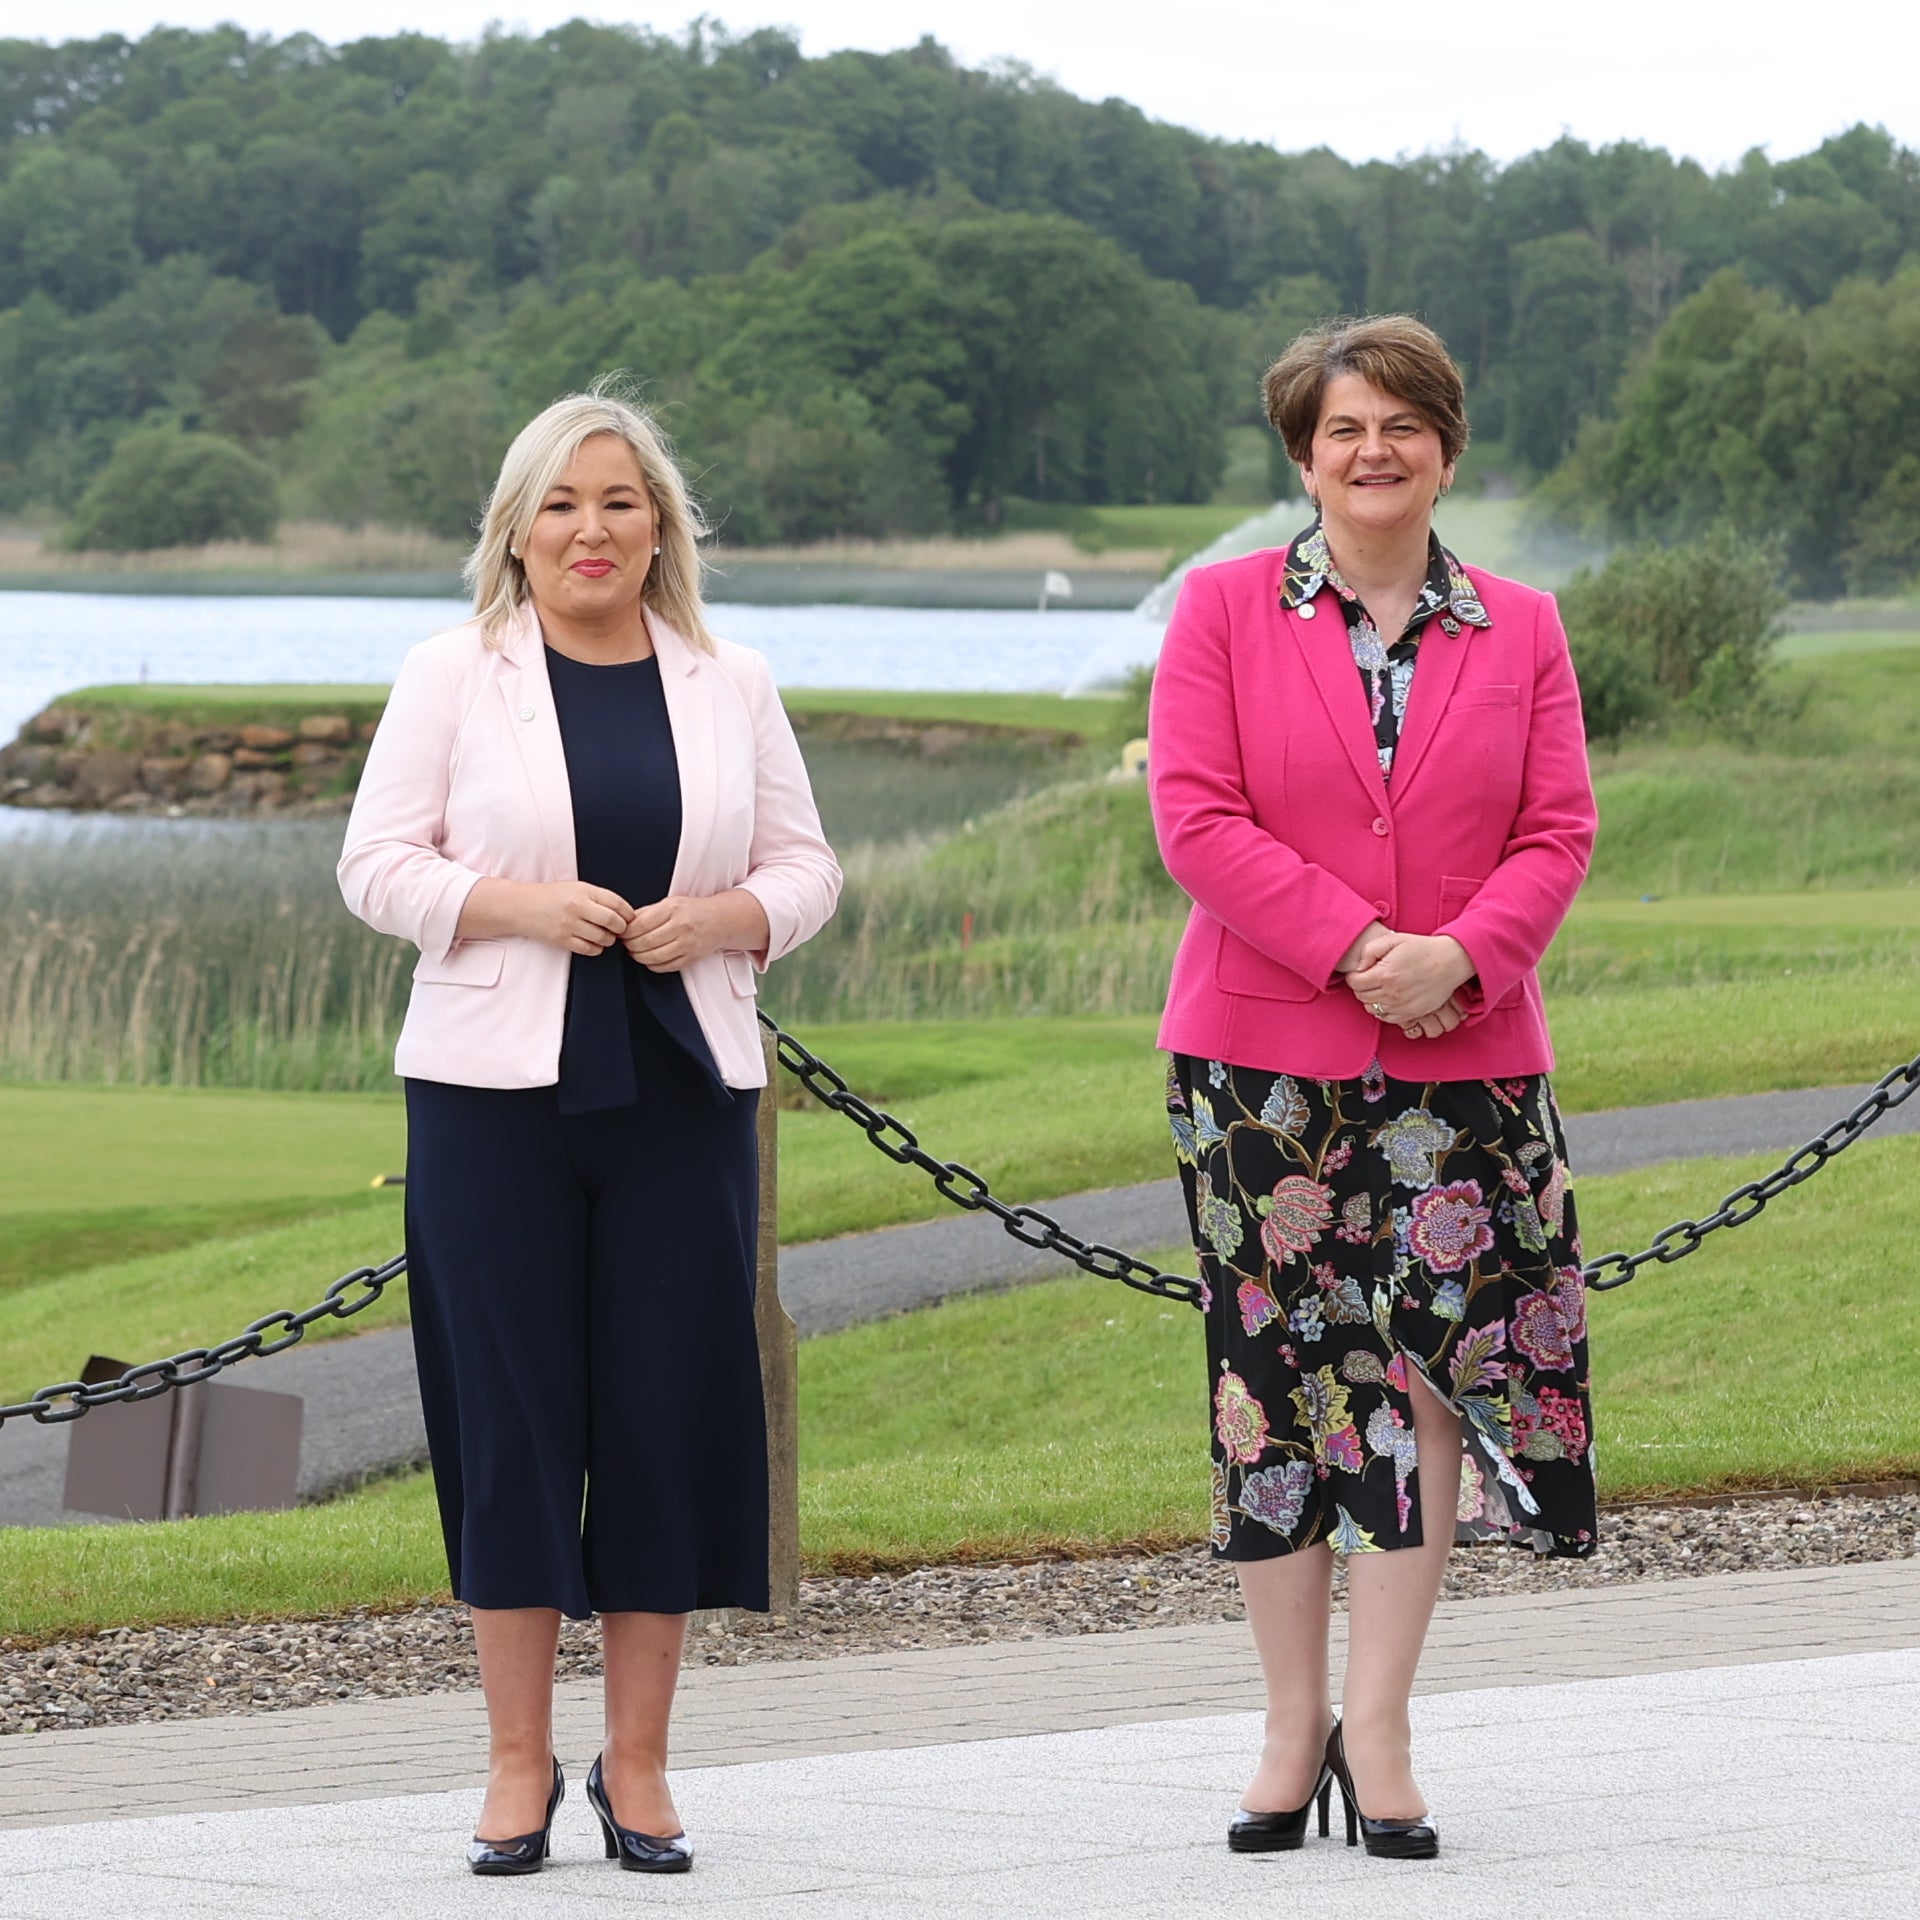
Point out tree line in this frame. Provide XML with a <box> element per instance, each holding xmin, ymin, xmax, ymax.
<box><xmin>1</xmin><ymin>22</ymin><xmax>1917</xmax><ymax>576</ymax></box>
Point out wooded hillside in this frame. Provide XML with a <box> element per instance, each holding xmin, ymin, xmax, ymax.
<box><xmin>2</xmin><ymin>24</ymin><xmax>1917</xmax><ymax>572</ymax></box>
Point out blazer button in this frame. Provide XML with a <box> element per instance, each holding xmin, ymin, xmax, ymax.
<box><xmin>1371</xmin><ymin>816</ymin><xmax>1390</xmax><ymax>837</ymax></box>
<box><xmin>518</xmin><ymin>706</ymin><xmax>535</xmax><ymax>721</ymax></box>
<box><xmin>1373</xmin><ymin>899</ymin><xmax>1390</xmax><ymax>916</ymax></box>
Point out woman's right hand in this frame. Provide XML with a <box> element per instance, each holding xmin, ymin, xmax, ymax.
<box><xmin>1335</xmin><ymin>920</ymin><xmax>1393</xmax><ymax>975</ymax></box>
<box><xmin>456</xmin><ymin>877</ymin><xmax>634</xmax><ymax>954</ymax></box>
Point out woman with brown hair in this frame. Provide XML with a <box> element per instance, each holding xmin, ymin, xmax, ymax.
<box><xmin>1150</xmin><ymin>314</ymin><xmax>1598</xmax><ymax>1860</ymax></box>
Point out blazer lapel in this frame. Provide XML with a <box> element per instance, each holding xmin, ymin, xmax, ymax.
<box><xmin>1287</xmin><ymin>602</ymin><xmax>1389</xmax><ymax>810</ymax></box>
<box><xmin>496</xmin><ymin>606</ymin><xmax>576</xmax><ymax>880</ymax></box>
<box><xmin>1388</xmin><ymin>616</ymin><xmax>1469</xmax><ymax>797</ymax></box>
<box><xmin>651</xmin><ymin>614</ymin><xmax>718</xmax><ymax>896</ymax></box>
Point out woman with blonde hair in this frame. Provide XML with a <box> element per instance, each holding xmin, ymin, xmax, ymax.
<box><xmin>339</xmin><ymin>386</ymin><xmax>841</xmax><ymax>1876</ymax></box>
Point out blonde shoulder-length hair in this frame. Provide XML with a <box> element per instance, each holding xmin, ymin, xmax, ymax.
<box><xmin>465</xmin><ymin>384</ymin><xmax>715</xmax><ymax>652</ymax></box>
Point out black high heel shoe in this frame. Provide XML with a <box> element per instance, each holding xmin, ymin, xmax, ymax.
<box><xmin>1324</xmin><ymin>1723</ymin><xmax>1439</xmax><ymax>1859</ymax></box>
<box><xmin>586</xmin><ymin>1753</ymin><xmax>693</xmax><ymax>1873</ymax></box>
<box><xmin>467</xmin><ymin>1757</ymin><xmax>565</xmax><ymax>1875</ymax></box>
<box><xmin>1226</xmin><ymin>1764</ymin><xmax>1333</xmax><ymax>1852</ymax></box>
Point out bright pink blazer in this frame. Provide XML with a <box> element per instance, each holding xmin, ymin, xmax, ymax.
<box><xmin>1149</xmin><ymin>547</ymin><xmax>1596</xmax><ymax>1082</ymax></box>
<box><xmin>338</xmin><ymin>605</ymin><xmax>842</xmax><ymax>1091</ymax></box>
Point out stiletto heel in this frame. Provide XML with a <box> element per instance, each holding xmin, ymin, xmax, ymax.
<box><xmin>1226</xmin><ymin>1758</ymin><xmax>1335</xmax><ymax>1852</ymax></box>
<box><xmin>1324</xmin><ymin>1723</ymin><xmax>1438</xmax><ymax>1860</ymax></box>
<box><xmin>586</xmin><ymin>1753</ymin><xmax>693</xmax><ymax>1873</ymax></box>
<box><xmin>468</xmin><ymin>1757</ymin><xmax>565</xmax><ymax>1875</ymax></box>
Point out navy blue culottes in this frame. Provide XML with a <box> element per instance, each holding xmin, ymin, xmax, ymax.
<box><xmin>402</xmin><ymin>1076</ymin><xmax>768</xmax><ymax>1618</ymax></box>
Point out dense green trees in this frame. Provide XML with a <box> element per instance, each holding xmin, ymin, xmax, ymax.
<box><xmin>1544</xmin><ymin>264</ymin><xmax>1920</xmax><ymax>594</ymax></box>
<box><xmin>65</xmin><ymin>424</ymin><xmax>278</xmax><ymax>549</ymax></box>
<box><xmin>1</xmin><ymin>23</ymin><xmax>1917</xmax><ymax>559</ymax></box>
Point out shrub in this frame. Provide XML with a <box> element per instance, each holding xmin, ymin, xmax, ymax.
<box><xmin>1558</xmin><ymin>526</ymin><xmax>1787</xmax><ymax>743</ymax></box>
<box><xmin>64</xmin><ymin>426</ymin><xmax>279</xmax><ymax>550</ymax></box>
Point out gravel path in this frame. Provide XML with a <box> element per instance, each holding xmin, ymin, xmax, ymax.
<box><xmin>4</xmin><ymin>1489</ymin><xmax>1912</xmax><ymax>1741</ymax></box>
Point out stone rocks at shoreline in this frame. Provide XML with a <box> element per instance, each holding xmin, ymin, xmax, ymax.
<box><xmin>0</xmin><ymin>702</ymin><xmax>378</xmax><ymax>817</ymax></box>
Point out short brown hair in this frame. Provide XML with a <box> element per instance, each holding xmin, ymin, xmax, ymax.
<box><xmin>1262</xmin><ymin>314</ymin><xmax>1469</xmax><ymax>467</ymax></box>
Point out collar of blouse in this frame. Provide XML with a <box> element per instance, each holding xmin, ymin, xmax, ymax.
<box><xmin>1278</xmin><ymin>518</ymin><xmax>1491</xmax><ymax>651</ymax></box>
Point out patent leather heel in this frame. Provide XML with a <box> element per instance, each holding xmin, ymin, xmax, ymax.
<box><xmin>467</xmin><ymin>1757</ymin><xmax>565</xmax><ymax>1876</ymax></box>
<box><xmin>586</xmin><ymin>1754</ymin><xmax>693</xmax><ymax>1874</ymax></box>
<box><xmin>1226</xmin><ymin>1763</ymin><xmax>1334</xmax><ymax>1852</ymax></box>
<box><xmin>1324</xmin><ymin>1724</ymin><xmax>1439</xmax><ymax>1860</ymax></box>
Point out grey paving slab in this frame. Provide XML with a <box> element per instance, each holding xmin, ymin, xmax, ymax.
<box><xmin>2</xmin><ymin>1557</ymin><xmax>1912</xmax><ymax>1830</ymax></box>
<box><xmin>0</xmin><ymin>1647</ymin><xmax>1912</xmax><ymax>1919</ymax></box>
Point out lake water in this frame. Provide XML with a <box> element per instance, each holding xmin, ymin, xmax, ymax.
<box><xmin>0</xmin><ymin>591</ymin><xmax>1167</xmax><ymax>748</ymax></box>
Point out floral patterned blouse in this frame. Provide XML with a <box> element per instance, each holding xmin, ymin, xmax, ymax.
<box><xmin>1279</xmin><ymin>519</ymin><xmax>1490</xmax><ymax>780</ymax></box>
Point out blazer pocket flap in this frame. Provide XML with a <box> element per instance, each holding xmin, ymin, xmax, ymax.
<box><xmin>1451</xmin><ymin>684</ymin><xmax>1519</xmax><ymax>710</ymax></box>
<box><xmin>1214</xmin><ymin>931</ymin><xmax>1320</xmax><ymax>1002</ymax></box>
<box><xmin>1437</xmin><ymin>874</ymin><xmax>1484</xmax><ymax>919</ymax></box>
<box><xmin>414</xmin><ymin>940</ymin><xmax>506</xmax><ymax>987</ymax></box>
<box><xmin>723</xmin><ymin>951</ymin><xmax>757</xmax><ymax>998</ymax></box>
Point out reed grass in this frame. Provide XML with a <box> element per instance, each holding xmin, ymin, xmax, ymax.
<box><xmin>0</xmin><ymin>821</ymin><xmax>409</xmax><ymax>1091</ymax></box>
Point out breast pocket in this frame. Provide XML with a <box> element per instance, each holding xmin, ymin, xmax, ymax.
<box><xmin>1451</xmin><ymin>684</ymin><xmax>1519</xmax><ymax>713</ymax></box>
<box><xmin>413</xmin><ymin>940</ymin><xmax>505</xmax><ymax>987</ymax></box>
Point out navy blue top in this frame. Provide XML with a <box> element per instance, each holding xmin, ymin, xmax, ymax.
<box><xmin>545</xmin><ymin>645</ymin><xmax>728</xmax><ymax>1113</ymax></box>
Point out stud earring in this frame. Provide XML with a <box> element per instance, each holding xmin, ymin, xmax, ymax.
<box><xmin>653</xmin><ymin>546</ymin><xmax>661</xmax><ymax>555</ymax></box>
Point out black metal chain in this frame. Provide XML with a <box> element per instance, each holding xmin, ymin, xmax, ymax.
<box><xmin>762</xmin><ymin>1015</ymin><xmax>1920</xmax><ymax>1303</ymax></box>
<box><xmin>0</xmin><ymin>1256</ymin><xmax>405</xmax><ymax>1430</ymax></box>
<box><xmin>1578</xmin><ymin>1047</ymin><xmax>1920</xmax><ymax>1290</ymax></box>
<box><xmin>4</xmin><ymin>1025</ymin><xmax>1915</xmax><ymax>1430</ymax></box>
<box><xmin>760</xmin><ymin>1014</ymin><xmax>1207</xmax><ymax>1309</ymax></box>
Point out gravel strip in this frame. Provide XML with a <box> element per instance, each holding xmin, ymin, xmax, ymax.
<box><xmin>4</xmin><ymin>1490</ymin><xmax>1913</xmax><ymax>1739</ymax></box>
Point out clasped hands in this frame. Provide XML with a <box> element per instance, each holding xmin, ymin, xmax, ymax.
<box><xmin>1336</xmin><ymin>920</ymin><xmax>1476</xmax><ymax>1041</ymax></box>
<box><xmin>465</xmin><ymin>878</ymin><xmax>767</xmax><ymax>972</ymax></box>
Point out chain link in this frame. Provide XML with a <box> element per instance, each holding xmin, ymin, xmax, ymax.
<box><xmin>761</xmin><ymin>1015</ymin><xmax>1207</xmax><ymax>1309</ymax></box>
<box><xmin>0</xmin><ymin>1255</ymin><xmax>406</xmax><ymax>1430</ymax></box>
<box><xmin>1578</xmin><ymin>1049</ymin><xmax>1920</xmax><ymax>1290</ymax></box>
<box><xmin>761</xmin><ymin>1014</ymin><xmax>1920</xmax><ymax>1307</ymax></box>
<box><xmin>4</xmin><ymin>1029</ymin><xmax>1914</xmax><ymax>1430</ymax></box>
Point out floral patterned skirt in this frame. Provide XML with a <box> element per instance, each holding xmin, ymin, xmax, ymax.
<box><xmin>1168</xmin><ymin>1054</ymin><xmax>1597</xmax><ymax>1561</ymax></box>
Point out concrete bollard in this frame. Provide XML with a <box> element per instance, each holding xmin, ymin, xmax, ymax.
<box><xmin>757</xmin><ymin>1025</ymin><xmax>800</xmax><ymax>1611</ymax></box>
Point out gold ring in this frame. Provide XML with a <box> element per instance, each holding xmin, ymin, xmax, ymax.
<box><xmin>1371</xmin><ymin>1002</ymin><xmax>1387</xmax><ymax>1017</ymax></box>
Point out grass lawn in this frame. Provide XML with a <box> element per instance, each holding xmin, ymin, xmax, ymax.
<box><xmin>63</xmin><ymin>685</ymin><xmax>391</xmax><ymax>729</ymax></box>
<box><xmin>60</xmin><ymin>683</ymin><xmax>1111</xmax><ymax>742</ymax></box>
<box><xmin>5</xmin><ymin>1132</ymin><xmax>1914</xmax><ymax>1640</ymax></box>
<box><xmin>6</xmin><ymin>952</ymin><xmax>1918</xmax><ymax>1401</ymax></box>
<box><xmin>0</xmin><ymin>1083</ymin><xmax>404</xmax><ymax>1300</ymax></box>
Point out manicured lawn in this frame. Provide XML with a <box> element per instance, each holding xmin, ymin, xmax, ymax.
<box><xmin>0</xmin><ymin>1084</ymin><xmax>405</xmax><ymax>1216</ymax></box>
<box><xmin>63</xmin><ymin>685</ymin><xmax>391</xmax><ymax>729</ymax></box>
<box><xmin>7</xmin><ymin>961</ymin><xmax>1918</xmax><ymax>1402</ymax></box>
<box><xmin>0</xmin><ymin>1083</ymin><xmax>404</xmax><ymax>1300</ymax></box>
<box><xmin>6</xmin><ymin>1133</ymin><xmax>1915</xmax><ymax>1639</ymax></box>
<box><xmin>1566</xmin><ymin>889</ymin><xmax>1920</xmax><ymax>929</ymax></box>
<box><xmin>65</xmin><ymin>683</ymin><xmax>1114</xmax><ymax>742</ymax></box>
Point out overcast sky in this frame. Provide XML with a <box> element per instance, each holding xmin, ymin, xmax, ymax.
<box><xmin>32</xmin><ymin>0</ymin><xmax>1920</xmax><ymax>171</ymax></box>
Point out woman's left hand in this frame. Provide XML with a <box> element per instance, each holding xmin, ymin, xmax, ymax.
<box><xmin>1344</xmin><ymin>932</ymin><xmax>1476</xmax><ymax>1030</ymax></box>
<box><xmin>622</xmin><ymin>890</ymin><xmax>771</xmax><ymax>972</ymax></box>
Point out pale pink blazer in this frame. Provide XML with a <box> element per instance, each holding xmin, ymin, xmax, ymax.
<box><xmin>338</xmin><ymin>605</ymin><xmax>841</xmax><ymax>1090</ymax></box>
<box><xmin>1149</xmin><ymin>548</ymin><xmax>1596</xmax><ymax>1082</ymax></box>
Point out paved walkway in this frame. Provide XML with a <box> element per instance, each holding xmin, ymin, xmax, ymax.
<box><xmin>7</xmin><ymin>1078</ymin><xmax>1915</xmax><ymax>1529</ymax></box>
<box><xmin>1</xmin><ymin>1559</ymin><xmax>1914</xmax><ymax>1914</ymax></box>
